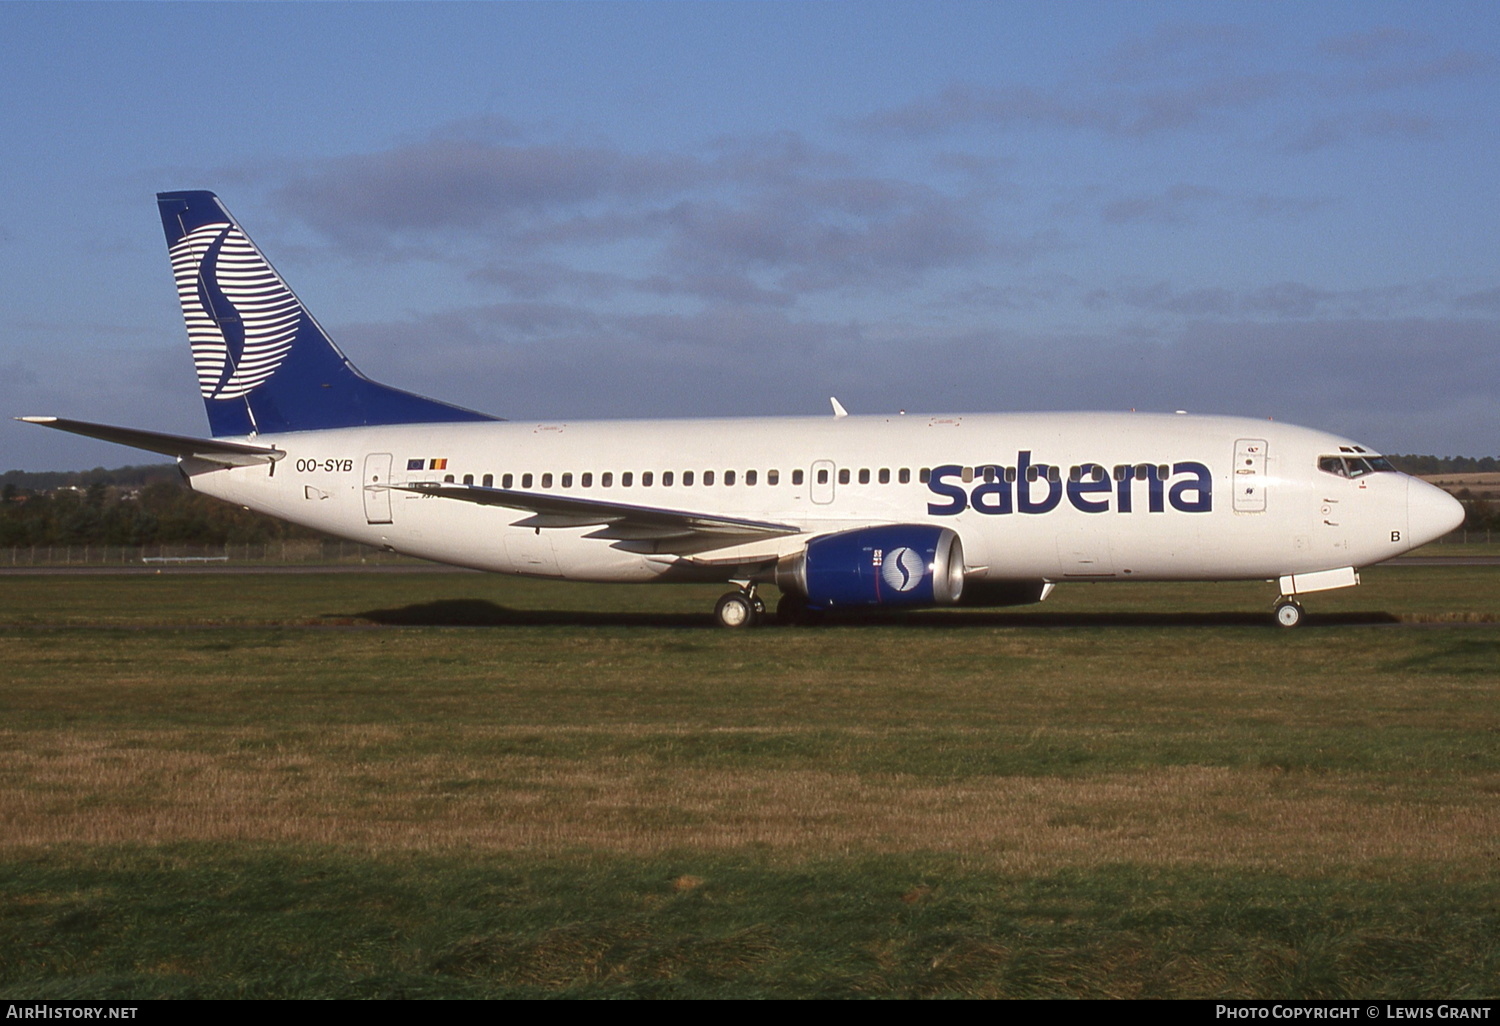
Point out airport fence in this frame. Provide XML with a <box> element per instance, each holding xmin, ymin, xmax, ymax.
<box><xmin>1430</xmin><ymin>528</ymin><xmax>1495</xmax><ymax>545</ymax></box>
<box><xmin>2</xmin><ymin>539</ymin><xmax>431</xmax><ymax>567</ymax></box>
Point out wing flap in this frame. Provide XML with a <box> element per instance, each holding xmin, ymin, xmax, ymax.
<box><xmin>396</xmin><ymin>482</ymin><xmax>801</xmax><ymax>548</ymax></box>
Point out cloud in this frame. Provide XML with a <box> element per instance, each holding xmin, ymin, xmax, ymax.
<box><xmin>1318</xmin><ymin>27</ymin><xmax>1493</xmax><ymax>94</ymax></box>
<box><xmin>858</xmin><ymin>83</ymin><xmax>1116</xmax><ymax>137</ymax></box>
<box><xmin>268</xmin><ymin>126</ymin><xmax>994</xmax><ymax>301</ymax></box>
<box><xmin>274</xmin><ymin>138</ymin><xmax>706</xmax><ymax>243</ymax></box>
<box><xmin>1089</xmin><ymin>279</ymin><xmax>1465</xmax><ymax>322</ymax></box>
<box><xmin>1318</xmin><ymin>28</ymin><xmax>1430</xmax><ymax>62</ymax></box>
<box><xmin>862</xmin><ymin>23</ymin><xmax>1289</xmax><ymax>140</ymax></box>
<box><xmin>1102</xmin><ymin>185</ymin><xmax>1220</xmax><ymax>226</ymax></box>
<box><xmin>1100</xmin><ymin>185</ymin><xmax>1328</xmax><ymax>226</ymax></box>
<box><xmin>1279</xmin><ymin>110</ymin><xmax>1439</xmax><ymax>153</ymax></box>
<box><xmin>1455</xmin><ymin>286</ymin><xmax>1500</xmax><ymax>314</ymax></box>
<box><xmin>1100</xmin><ymin>22</ymin><xmax>1261</xmax><ymax>84</ymax></box>
<box><xmin>861</xmin><ymin>21</ymin><xmax>1488</xmax><ymax>154</ymax></box>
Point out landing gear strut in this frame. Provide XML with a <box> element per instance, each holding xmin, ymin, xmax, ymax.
<box><xmin>714</xmin><ymin>584</ymin><xmax>765</xmax><ymax>628</ymax></box>
<box><xmin>1273</xmin><ymin>597</ymin><xmax>1304</xmax><ymax>628</ymax></box>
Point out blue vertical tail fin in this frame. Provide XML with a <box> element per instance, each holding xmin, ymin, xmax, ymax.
<box><xmin>157</xmin><ymin>191</ymin><xmax>496</xmax><ymax>437</ymax></box>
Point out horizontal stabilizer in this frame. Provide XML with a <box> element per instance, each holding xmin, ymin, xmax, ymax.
<box><xmin>17</xmin><ymin>417</ymin><xmax>284</xmax><ymax>467</ymax></box>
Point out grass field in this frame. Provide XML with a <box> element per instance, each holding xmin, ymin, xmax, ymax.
<box><xmin>0</xmin><ymin>569</ymin><xmax>1497</xmax><ymax>998</ymax></box>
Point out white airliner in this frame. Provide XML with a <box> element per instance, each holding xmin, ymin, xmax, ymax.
<box><xmin>22</xmin><ymin>191</ymin><xmax>1465</xmax><ymax>627</ymax></box>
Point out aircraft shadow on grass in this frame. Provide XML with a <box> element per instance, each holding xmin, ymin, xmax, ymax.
<box><xmin>347</xmin><ymin>599</ymin><xmax>1401</xmax><ymax>629</ymax></box>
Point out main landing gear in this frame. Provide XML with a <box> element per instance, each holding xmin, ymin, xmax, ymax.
<box><xmin>1273</xmin><ymin>597</ymin><xmax>1304</xmax><ymax>628</ymax></box>
<box><xmin>714</xmin><ymin>585</ymin><xmax>766</xmax><ymax>628</ymax></box>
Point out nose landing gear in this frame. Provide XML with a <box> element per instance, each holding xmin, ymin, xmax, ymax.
<box><xmin>1274</xmin><ymin>597</ymin><xmax>1304</xmax><ymax>628</ymax></box>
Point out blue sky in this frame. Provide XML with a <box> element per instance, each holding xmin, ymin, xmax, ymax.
<box><xmin>4</xmin><ymin>0</ymin><xmax>1498</xmax><ymax>469</ymax></box>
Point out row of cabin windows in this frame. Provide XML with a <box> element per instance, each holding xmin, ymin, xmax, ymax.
<box><xmin>445</xmin><ymin>468</ymin><xmax>906</xmax><ymax>489</ymax></box>
<box><xmin>437</xmin><ymin>463</ymin><xmax>1174</xmax><ymax>490</ymax></box>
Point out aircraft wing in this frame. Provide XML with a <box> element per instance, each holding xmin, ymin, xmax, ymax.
<box><xmin>18</xmin><ymin>417</ymin><xmax>284</xmax><ymax>467</ymax></box>
<box><xmin>396</xmin><ymin>482</ymin><xmax>802</xmax><ymax>554</ymax></box>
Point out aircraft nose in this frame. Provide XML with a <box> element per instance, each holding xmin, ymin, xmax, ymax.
<box><xmin>1407</xmin><ymin>477</ymin><xmax>1465</xmax><ymax>547</ymax></box>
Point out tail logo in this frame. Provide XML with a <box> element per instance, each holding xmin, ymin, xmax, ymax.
<box><xmin>169</xmin><ymin>222</ymin><xmax>300</xmax><ymax>400</ymax></box>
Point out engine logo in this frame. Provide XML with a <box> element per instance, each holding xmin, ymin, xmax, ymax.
<box><xmin>880</xmin><ymin>546</ymin><xmax>926</xmax><ymax>592</ymax></box>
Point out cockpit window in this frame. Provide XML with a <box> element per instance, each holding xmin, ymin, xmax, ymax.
<box><xmin>1318</xmin><ymin>454</ymin><xmax>1396</xmax><ymax>478</ymax></box>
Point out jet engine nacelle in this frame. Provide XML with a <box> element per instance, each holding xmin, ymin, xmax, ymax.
<box><xmin>776</xmin><ymin>525</ymin><xmax>965</xmax><ymax>608</ymax></box>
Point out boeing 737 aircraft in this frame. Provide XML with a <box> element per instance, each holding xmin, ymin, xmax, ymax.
<box><xmin>22</xmin><ymin>192</ymin><xmax>1465</xmax><ymax>627</ymax></box>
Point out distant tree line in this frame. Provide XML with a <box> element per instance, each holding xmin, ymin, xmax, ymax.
<box><xmin>1386</xmin><ymin>454</ymin><xmax>1500</xmax><ymax>475</ymax></box>
<box><xmin>0</xmin><ymin>464</ymin><xmax>322</xmax><ymax>547</ymax></box>
<box><xmin>2</xmin><ymin>456</ymin><xmax>1496</xmax><ymax>547</ymax></box>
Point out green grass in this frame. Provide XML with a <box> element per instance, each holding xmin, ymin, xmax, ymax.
<box><xmin>0</xmin><ymin>569</ymin><xmax>1496</xmax><ymax>998</ymax></box>
<box><xmin>4</xmin><ymin>850</ymin><xmax>1496</xmax><ymax>999</ymax></box>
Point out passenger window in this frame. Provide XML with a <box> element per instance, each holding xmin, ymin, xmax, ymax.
<box><xmin>501</xmin><ymin>473</ymin><xmax>513</xmax><ymax>489</ymax></box>
<box><xmin>724</xmin><ymin>470</ymin><xmax>735</xmax><ymax>486</ymax></box>
<box><xmin>521</xmin><ymin>473</ymin><xmax>533</xmax><ymax>488</ymax></box>
<box><xmin>704</xmin><ymin>470</ymin><xmax>715</xmax><ymax>486</ymax></box>
<box><xmin>1047</xmin><ymin>466</ymin><xmax>1060</xmax><ymax>484</ymax></box>
<box><xmin>919</xmin><ymin>468</ymin><xmax>931</xmax><ymax>483</ymax></box>
<box><xmin>746</xmin><ymin>470</ymin><xmax>757</xmax><ymax>485</ymax></box>
<box><xmin>561</xmin><ymin>473</ymin><xmax>572</xmax><ymax>488</ymax></box>
<box><xmin>602</xmin><ymin>472</ymin><xmax>613</xmax><ymax>487</ymax></box>
<box><xmin>622</xmin><ymin>472</ymin><xmax>633</xmax><ymax>487</ymax></box>
<box><xmin>838</xmin><ymin>468</ymin><xmax>850</xmax><ymax>485</ymax></box>
<box><xmin>961</xmin><ymin>467</ymin><xmax>974</xmax><ymax>483</ymax></box>
<box><xmin>582</xmin><ymin>472</ymin><xmax>593</xmax><ymax>487</ymax></box>
<box><xmin>663</xmin><ymin>471</ymin><xmax>674</xmax><ymax>487</ymax></box>
<box><xmin>642</xmin><ymin>471</ymin><xmax>653</xmax><ymax>487</ymax></box>
<box><xmin>816</xmin><ymin>469</ymin><xmax>828</xmax><ymax>485</ymax></box>
<box><xmin>768</xmin><ymin>470</ymin><xmax>779</xmax><ymax>485</ymax></box>
<box><xmin>1026</xmin><ymin>466</ymin><xmax>1038</xmax><ymax>482</ymax></box>
<box><xmin>444</xmin><ymin>474</ymin><xmax>455</xmax><ymax>484</ymax></box>
<box><xmin>982</xmin><ymin>466</ymin><xmax>996</xmax><ymax>484</ymax></box>
<box><xmin>463</xmin><ymin>474</ymin><xmax>474</xmax><ymax>486</ymax></box>
<box><xmin>683</xmin><ymin>471</ymin><xmax>694</xmax><ymax>486</ymax></box>
<box><xmin>898</xmin><ymin>468</ymin><xmax>910</xmax><ymax>484</ymax></box>
<box><xmin>1068</xmin><ymin>466</ymin><xmax>1081</xmax><ymax>483</ymax></box>
<box><xmin>483</xmin><ymin>474</ymin><xmax>493</xmax><ymax>488</ymax></box>
<box><xmin>541</xmin><ymin>473</ymin><xmax>552</xmax><ymax>488</ymax></box>
<box><xmin>1113</xmin><ymin>465</ymin><xmax>1129</xmax><ymax>482</ymax></box>
<box><xmin>879</xmin><ymin>468</ymin><xmax>890</xmax><ymax>484</ymax></box>
<box><xmin>1005</xmin><ymin>467</ymin><xmax>1016</xmax><ymax>483</ymax></box>
<box><xmin>858</xmin><ymin>468</ymin><xmax>870</xmax><ymax>484</ymax></box>
<box><xmin>792</xmin><ymin>469</ymin><xmax>803</xmax><ymax>485</ymax></box>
